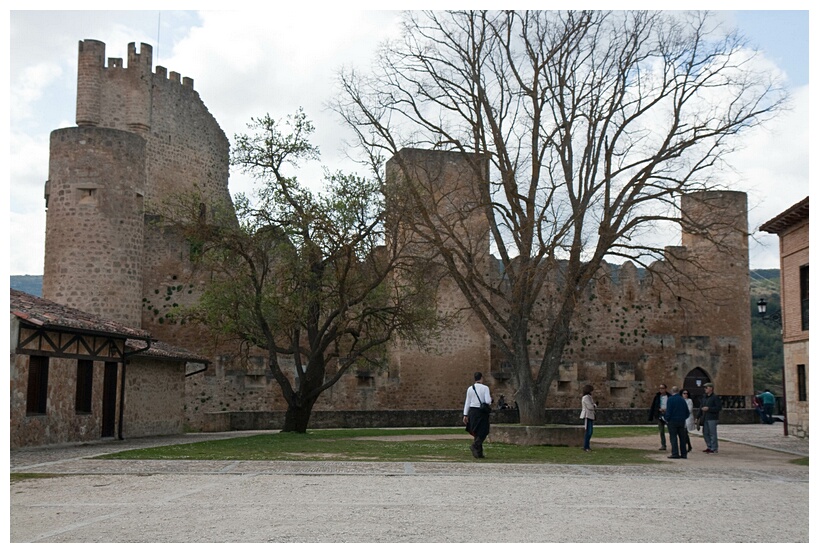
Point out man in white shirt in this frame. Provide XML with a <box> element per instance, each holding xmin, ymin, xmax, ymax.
<box><xmin>463</xmin><ymin>372</ymin><xmax>492</xmax><ymax>458</ymax></box>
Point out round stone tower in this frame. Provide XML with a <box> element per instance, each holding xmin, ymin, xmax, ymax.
<box><xmin>42</xmin><ymin>126</ymin><xmax>147</xmax><ymax>327</ymax></box>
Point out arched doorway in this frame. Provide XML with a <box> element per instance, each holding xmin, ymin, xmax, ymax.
<box><xmin>683</xmin><ymin>368</ymin><xmax>711</xmax><ymax>408</ymax></box>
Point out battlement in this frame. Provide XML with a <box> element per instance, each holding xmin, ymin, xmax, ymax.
<box><xmin>76</xmin><ymin>39</ymin><xmax>203</xmax><ymax>130</ymax></box>
<box><xmin>77</xmin><ymin>40</ymin><xmax>195</xmax><ymax>89</ymax></box>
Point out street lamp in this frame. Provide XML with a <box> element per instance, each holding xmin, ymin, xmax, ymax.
<box><xmin>756</xmin><ymin>297</ymin><xmax>782</xmax><ymax>324</ymax></box>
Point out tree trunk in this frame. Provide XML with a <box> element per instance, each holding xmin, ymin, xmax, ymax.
<box><xmin>281</xmin><ymin>398</ymin><xmax>318</xmax><ymax>433</ymax></box>
<box><xmin>515</xmin><ymin>381</ymin><xmax>549</xmax><ymax>426</ymax></box>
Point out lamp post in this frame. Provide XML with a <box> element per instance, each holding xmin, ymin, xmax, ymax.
<box><xmin>755</xmin><ymin>297</ymin><xmax>787</xmax><ymax>436</ymax></box>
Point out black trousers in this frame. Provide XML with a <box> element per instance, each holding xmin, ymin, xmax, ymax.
<box><xmin>467</xmin><ymin>407</ymin><xmax>490</xmax><ymax>457</ymax></box>
<box><xmin>667</xmin><ymin>421</ymin><xmax>688</xmax><ymax>458</ymax></box>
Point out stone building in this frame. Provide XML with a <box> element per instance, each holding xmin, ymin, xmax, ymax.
<box><xmin>39</xmin><ymin>40</ymin><xmax>754</xmax><ymax>432</ymax></box>
<box><xmin>10</xmin><ymin>289</ymin><xmax>207</xmax><ymax>448</ymax></box>
<box><xmin>760</xmin><ymin>197</ymin><xmax>809</xmax><ymax>437</ymax></box>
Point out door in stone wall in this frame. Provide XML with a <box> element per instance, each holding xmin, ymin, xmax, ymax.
<box><xmin>683</xmin><ymin>367</ymin><xmax>711</xmax><ymax>408</ymax></box>
<box><xmin>101</xmin><ymin>362</ymin><xmax>118</xmax><ymax>438</ymax></box>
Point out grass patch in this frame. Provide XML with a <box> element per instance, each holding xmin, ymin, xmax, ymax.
<box><xmin>592</xmin><ymin>426</ymin><xmax>659</xmax><ymax>439</ymax></box>
<box><xmin>789</xmin><ymin>457</ymin><xmax>809</xmax><ymax>466</ymax></box>
<box><xmin>11</xmin><ymin>473</ymin><xmax>65</xmax><ymax>484</ymax></box>
<box><xmin>97</xmin><ymin>426</ymin><xmax>660</xmax><ymax>465</ymax></box>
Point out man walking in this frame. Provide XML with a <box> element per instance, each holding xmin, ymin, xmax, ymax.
<box><xmin>757</xmin><ymin>389</ymin><xmax>776</xmax><ymax>424</ymax></box>
<box><xmin>648</xmin><ymin>384</ymin><xmax>671</xmax><ymax>450</ymax></box>
<box><xmin>699</xmin><ymin>383</ymin><xmax>722</xmax><ymax>454</ymax></box>
<box><xmin>664</xmin><ymin>386</ymin><xmax>690</xmax><ymax>459</ymax></box>
<box><xmin>463</xmin><ymin>372</ymin><xmax>492</xmax><ymax>459</ymax></box>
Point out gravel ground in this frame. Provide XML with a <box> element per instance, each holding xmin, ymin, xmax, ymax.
<box><xmin>9</xmin><ymin>424</ymin><xmax>809</xmax><ymax>543</ymax></box>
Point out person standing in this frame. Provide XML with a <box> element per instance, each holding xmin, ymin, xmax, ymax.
<box><xmin>682</xmin><ymin>389</ymin><xmax>695</xmax><ymax>453</ymax></box>
<box><xmin>699</xmin><ymin>383</ymin><xmax>722</xmax><ymax>454</ymax></box>
<box><xmin>648</xmin><ymin>384</ymin><xmax>671</xmax><ymax>450</ymax></box>
<box><xmin>664</xmin><ymin>386</ymin><xmax>690</xmax><ymax>459</ymax></box>
<box><xmin>757</xmin><ymin>389</ymin><xmax>776</xmax><ymax>424</ymax></box>
<box><xmin>463</xmin><ymin>372</ymin><xmax>492</xmax><ymax>459</ymax></box>
<box><xmin>580</xmin><ymin>384</ymin><xmax>597</xmax><ymax>452</ymax></box>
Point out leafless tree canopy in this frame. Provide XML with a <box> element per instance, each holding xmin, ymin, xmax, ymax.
<box><xmin>335</xmin><ymin>10</ymin><xmax>787</xmax><ymax>423</ymax></box>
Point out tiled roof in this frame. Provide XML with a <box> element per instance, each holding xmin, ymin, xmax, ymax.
<box><xmin>10</xmin><ymin>288</ymin><xmax>149</xmax><ymax>340</ymax></box>
<box><xmin>125</xmin><ymin>338</ymin><xmax>210</xmax><ymax>363</ymax></box>
<box><xmin>760</xmin><ymin>197</ymin><xmax>809</xmax><ymax>235</ymax></box>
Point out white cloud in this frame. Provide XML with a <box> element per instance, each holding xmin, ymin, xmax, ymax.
<box><xmin>6</xmin><ymin>9</ymin><xmax>808</xmax><ymax>274</ymax></box>
<box><xmin>727</xmin><ymin>84</ymin><xmax>809</xmax><ymax>269</ymax></box>
<box><xmin>9</xmin><ymin>211</ymin><xmax>47</xmax><ymax>276</ymax></box>
<box><xmin>9</xmin><ymin>132</ymin><xmax>50</xmax><ymax>213</ymax></box>
<box><xmin>10</xmin><ymin>62</ymin><xmax>63</xmax><ymax>123</ymax></box>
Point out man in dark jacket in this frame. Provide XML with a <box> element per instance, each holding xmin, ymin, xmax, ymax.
<box><xmin>664</xmin><ymin>386</ymin><xmax>690</xmax><ymax>459</ymax></box>
<box><xmin>648</xmin><ymin>384</ymin><xmax>670</xmax><ymax>450</ymax></box>
<box><xmin>699</xmin><ymin>383</ymin><xmax>722</xmax><ymax>454</ymax></box>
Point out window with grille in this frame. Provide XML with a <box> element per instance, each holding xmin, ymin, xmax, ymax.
<box><xmin>797</xmin><ymin>364</ymin><xmax>807</xmax><ymax>402</ymax></box>
<box><xmin>76</xmin><ymin>359</ymin><xmax>94</xmax><ymax>413</ymax></box>
<box><xmin>800</xmin><ymin>264</ymin><xmax>809</xmax><ymax>331</ymax></box>
<box><xmin>26</xmin><ymin>356</ymin><xmax>49</xmax><ymax>415</ymax></box>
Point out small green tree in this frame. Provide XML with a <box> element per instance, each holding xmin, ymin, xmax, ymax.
<box><xmin>178</xmin><ymin>110</ymin><xmax>439</xmax><ymax>432</ymax></box>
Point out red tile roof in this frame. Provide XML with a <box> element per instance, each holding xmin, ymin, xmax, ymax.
<box><xmin>10</xmin><ymin>288</ymin><xmax>149</xmax><ymax>340</ymax></box>
<box><xmin>10</xmin><ymin>289</ymin><xmax>208</xmax><ymax>363</ymax></box>
<box><xmin>125</xmin><ymin>338</ymin><xmax>210</xmax><ymax>363</ymax></box>
<box><xmin>759</xmin><ymin>197</ymin><xmax>809</xmax><ymax>235</ymax></box>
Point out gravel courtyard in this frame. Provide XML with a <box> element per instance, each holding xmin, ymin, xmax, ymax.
<box><xmin>10</xmin><ymin>425</ymin><xmax>808</xmax><ymax>542</ymax></box>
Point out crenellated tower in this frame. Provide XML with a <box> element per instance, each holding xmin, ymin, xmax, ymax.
<box><xmin>43</xmin><ymin>39</ymin><xmax>231</xmax><ymax>337</ymax></box>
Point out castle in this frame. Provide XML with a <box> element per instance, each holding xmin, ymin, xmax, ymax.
<box><xmin>38</xmin><ymin>40</ymin><xmax>753</xmax><ymax>432</ymax></box>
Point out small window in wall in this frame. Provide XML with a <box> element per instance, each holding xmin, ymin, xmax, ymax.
<box><xmin>77</xmin><ymin>187</ymin><xmax>98</xmax><ymax>206</ymax></box>
<box><xmin>800</xmin><ymin>265</ymin><xmax>809</xmax><ymax>331</ymax></box>
<box><xmin>76</xmin><ymin>359</ymin><xmax>94</xmax><ymax>413</ymax></box>
<box><xmin>797</xmin><ymin>364</ymin><xmax>807</xmax><ymax>402</ymax></box>
<box><xmin>26</xmin><ymin>356</ymin><xmax>49</xmax><ymax>415</ymax></box>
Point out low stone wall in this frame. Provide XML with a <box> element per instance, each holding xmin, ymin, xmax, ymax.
<box><xmin>203</xmin><ymin>408</ymin><xmax>755</xmax><ymax>432</ymax></box>
<box><xmin>492</xmin><ymin>425</ymin><xmax>584</xmax><ymax>447</ymax></box>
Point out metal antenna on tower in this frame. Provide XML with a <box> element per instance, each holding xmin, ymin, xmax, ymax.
<box><xmin>156</xmin><ymin>12</ymin><xmax>161</xmax><ymax>63</ymax></box>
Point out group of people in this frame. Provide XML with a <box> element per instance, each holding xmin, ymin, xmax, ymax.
<box><xmin>646</xmin><ymin>383</ymin><xmax>721</xmax><ymax>457</ymax></box>
<box><xmin>464</xmin><ymin>372</ymin><xmax>724</xmax><ymax>460</ymax></box>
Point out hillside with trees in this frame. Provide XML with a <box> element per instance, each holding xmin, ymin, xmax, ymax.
<box><xmin>750</xmin><ymin>269</ymin><xmax>784</xmax><ymax>395</ymax></box>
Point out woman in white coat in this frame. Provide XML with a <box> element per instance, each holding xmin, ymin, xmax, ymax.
<box><xmin>682</xmin><ymin>389</ymin><xmax>695</xmax><ymax>453</ymax></box>
<box><xmin>580</xmin><ymin>384</ymin><xmax>596</xmax><ymax>452</ymax></box>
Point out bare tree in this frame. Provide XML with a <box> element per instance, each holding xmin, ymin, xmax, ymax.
<box><xmin>334</xmin><ymin>10</ymin><xmax>787</xmax><ymax>424</ymax></box>
<box><xmin>172</xmin><ymin>110</ymin><xmax>439</xmax><ymax>432</ymax></box>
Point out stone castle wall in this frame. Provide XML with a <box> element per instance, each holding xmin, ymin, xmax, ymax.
<box><xmin>42</xmin><ymin>40</ymin><xmax>755</xmax><ymax>431</ymax></box>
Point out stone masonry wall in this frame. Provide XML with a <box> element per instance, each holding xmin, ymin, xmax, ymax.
<box><xmin>10</xmin><ymin>354</ymin><xmax>116</xmax><ymax>448</ymax></box>
<box><xmin>43</xmin><ymin>127</ymin><xmax>146</xmax><ymax>327</ymax></box>
<box><xmin>779</xmin><ymin>218</ymin><xmax>809</xmax><ymax>438</ymax></box>
<box><xmin>123</xmin><ymin>357</ymin><xmax>187</xmax><ymax>438</ymax></box>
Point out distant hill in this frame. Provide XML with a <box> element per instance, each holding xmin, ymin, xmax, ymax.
<box><xmin>10</xmin><ymin>275</ymin><xmax>43</xmax><ymax>297</ymax></box>
<box><xmin>750</xmin><ymin>268</ymin><xmax>781</xmax><ymax>300</ymax></box>
<box><xmin>11</xmin><ymin>269</ymin><xmax>779</xmax><ymax>305</ymax></box>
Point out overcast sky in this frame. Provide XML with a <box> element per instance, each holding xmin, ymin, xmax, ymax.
<box><xmin>5</xmin><ymin>6</ymin><xmax>812</xmax><ymax>276</ymax></box>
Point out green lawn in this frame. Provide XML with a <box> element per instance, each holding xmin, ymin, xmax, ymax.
<box><xmin>97</xmin><ymin>426</ymin><xmax>661</xmax><ymax>465</ymax></box>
